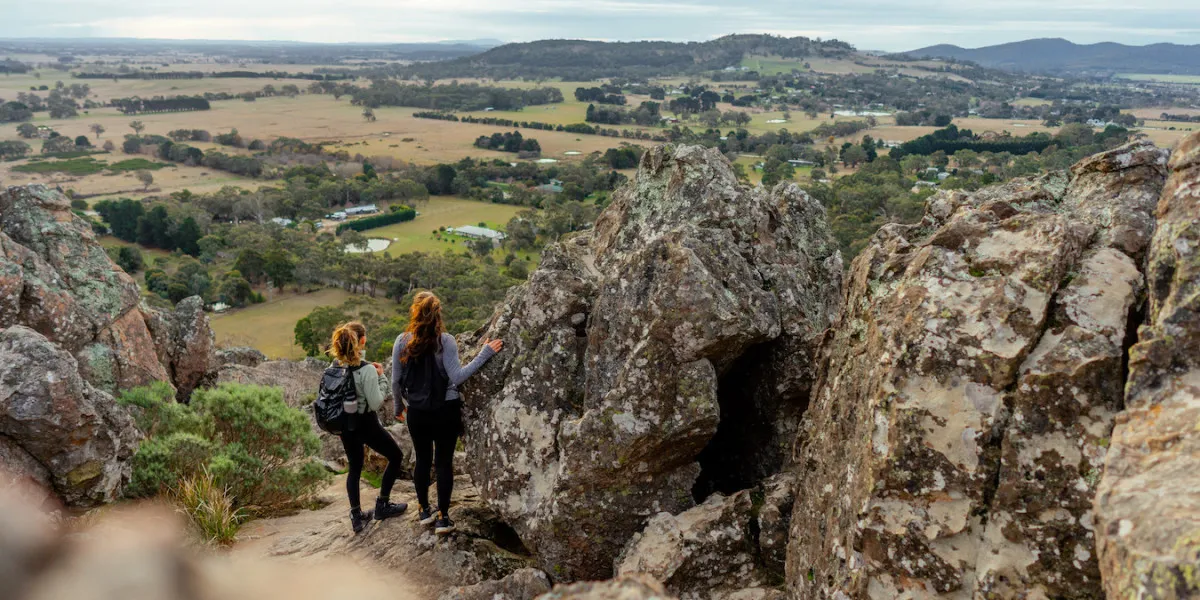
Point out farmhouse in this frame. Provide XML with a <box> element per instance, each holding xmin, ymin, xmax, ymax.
<box><xmin>270</xmin><ymin>217</ymin><xmax>294</xmax><ymax>227</ymax></box>
<box><xmin>344</xmin><ymin>204</ymin><xmax>379</xmax><ymax>216</ymax></box>
<box><xmin>448</xmin><ymin>225</ymin><xmax>507</xmax><ymax>243</ymax></box>
<box><xmin>326</xmin><ymin>211</ymin><xmax>347</xmax><ymax>221</ymax></box>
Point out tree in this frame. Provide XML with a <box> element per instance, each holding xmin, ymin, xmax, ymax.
<box><xmin>114</xmin><ymin>246</ymin><xmax>144</xmax><ymax>273</ymax></box>
<box><xmin>233</xmin><ymin>248</ymin><xmax>266</xmax><ymax>284</ymax></box>
<box><xmin>468</xmin><ymin>238</ymin><xmax>494</xmax><ymax>258</ymax></box>
<box><xmin>294</xmin><ymin>305</ymin><xmax>351</xmax><ymax>356</ymax></box>
<box><xmin>41</xmin><ymin>135</ymin><xmax>75</xmax><ymax>153</ymax></box>
<box><xmin>217</xmin><ymin>271</ymin><xmax>253</xmax><ymax>307</ymax></box>
<box><xmin>175</xmin><ymin>217</ymin><xmax>202</xmax><ymax>256</ymax></box>
<box><xmin>74</xmin><ymin>135</ymin><xmax>90</xmax><ymax>147</ymax></box>
<box><xmin>0</xmin><ymin>140</ymin><xmax>31</xmax><ymax>159</ymax></box>
<box><xmin>841</xmin><ymin>145</ymin><xmax>868</xmax><ymax>168</ymax></box>
<box><xmin>16</xmin><ymin>122</ymin><xmax>36</xmax><ymax>138</ymax></box>
<box><xmin>136</xmin><ymin>205</ymin><xmax>172</xmax><ymax>249</ymax></box>
<box><xmin>129</xmin><ymin>120</ymin><xmax>145</xmax><ymax>135</ymax></box>
<box><xmin>263</xmin><ymin>248</ymin><xmax>296</xmax><ymax>289</ymax></box>
<box><xmin>136</xmin><ymin>170</ymin><xmax>154</xmax><ymax>191</ymax></box>
<box><xmin>90</xmin><ymin>123</ymin><xmax>105</xmax><ymax>138</ymax></box>
<box><xmin>362</xmin><ymin>107</ymin><xmax>376</xmax><ymax>122</ymax></box>
<box><xmin>102</xmin><ymin>140</ymin><xmax>115</xmax><ymax>152</ymax></box>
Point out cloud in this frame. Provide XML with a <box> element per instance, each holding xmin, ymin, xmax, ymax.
<box><xmin>1</xmin><ymin>0</ymin><xmax>1196</xmax><ymax>50</ymax></box>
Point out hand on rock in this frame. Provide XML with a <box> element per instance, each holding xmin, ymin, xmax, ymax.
<box><xmin>485</xmin><ymin>338</ymin><xmax>504</xmax><ymax>353</ymax></box>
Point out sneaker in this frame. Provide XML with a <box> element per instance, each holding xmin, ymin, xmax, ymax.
<box><xmin>434</xmin><ymin>513</ymin><xmax>455</xmax><ymax>536</ymax></box>
<box><xmin>350</xmin><ymin>508</ymin><xmax>374</xmax><ymax>534</ymax></box>
<box><xmin>417</xmin><ymin>505</ymin><xmax>436</xmax><ymax>526</ymax></box>
<box><xmin>374</xmin><ymin>497</ymin><xmax>409</xmax><ymax>521</ymax></box>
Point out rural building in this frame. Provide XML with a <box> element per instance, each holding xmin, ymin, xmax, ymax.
<box><xmin>937</xmin><ymin>172</ymin><xmax>951</xmax><ymax>181</ymax></box>
<box><xmin>344</xmin><ymin>204</ymin><xmax>379</xmax><ymax>216</ymax></box>
<box><xmin>270</xmin><ymin>217</ymin><xmax>293</xmax><ymax>227</ymax></box>
<box><xmin>448</xmin><ymin>225</ymin><xmax>507</xmax><ymax>243</ymax></box>
<box><xmin>326</xmin><ymin>211</ymin><xmax>348</xmax><ymax>221</ymax></box>
<box><xmin>538</xmin><ymin>179</ymin><xmax>564</xmax><ymax>193</ymax></box>
<box><xmin>788</xmin><ymin>159</ymin><xmax>815</xmax><ymax>166</ymax></box>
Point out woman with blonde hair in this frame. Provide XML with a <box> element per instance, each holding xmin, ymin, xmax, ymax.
<box><xmin>392</xmin><ymin>291</ymin><xmax>502</xmax><ymax>535</ymax></box>
<box><xmin>329</xmin><ymin>322</ymin><xmax>407</xmax><ymax>533</ymax></box>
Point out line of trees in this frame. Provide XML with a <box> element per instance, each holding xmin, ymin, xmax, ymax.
<box><xmin>335</xmin><ymin>205</ymin><xmax>416</xmax><ymax>233</ymax></box>
<box><xmin>473</xmin><ymin>131</ymin><xmax>541</xmax><ymax>154</ymax></box>
<box><xmin>411</xmin><ymin>111</ymin><xmax>669</xmax><ymax>141</ymax></box>
<box><xmin>112</xmin><ymin>96</ymin><xmax>211</xmax><ymax>115</ymax></box>
<box><xmin>93</xmin><ymin>198</ymin><xmax>204</xmax><ymax>255</ymax></box>
<box><xmin>349</xmin><ymin>81</ymin><xmax>563</xmax><ymax>111</ymax></box>
<box><xmin>574</xmin><ymin>86</ymin><xmax>626</xmax><ymax>105</ymax></box>
<box><xmin>889</xmin><ymin>125</ymin><xmax>1057</xmax><ymax>159</ymax></box>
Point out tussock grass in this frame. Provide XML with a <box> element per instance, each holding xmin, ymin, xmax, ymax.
<box><xmin>173</xmin><ymin>470</ymin><xmax>246</xmax><ymax>545</ymax></box>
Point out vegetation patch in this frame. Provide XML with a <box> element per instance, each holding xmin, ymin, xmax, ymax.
<box><xmin>108</xmin><ymin>158</ymin><xmax>172</xmax><ymax>172</ymax></box>
<box><xmin>12</xmin><ymin>156</ymin><xmax>108</xmax><ymax>175</ymax></box>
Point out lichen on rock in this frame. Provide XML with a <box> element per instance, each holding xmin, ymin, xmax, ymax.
<box><xmin>459</xmin><ymin>145</ymin><xmax>842</xmax><ymax>581</ymax></box>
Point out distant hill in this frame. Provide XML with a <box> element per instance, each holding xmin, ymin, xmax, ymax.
<box><xmin>396</xmin><ymin>34</ymin><xmax>856</xmax><ymax>80</ymax></box>
<box><xmin>900</xmin><ymin>38</ymin><xmax>1200</xmax><ymax>75</ymax></box>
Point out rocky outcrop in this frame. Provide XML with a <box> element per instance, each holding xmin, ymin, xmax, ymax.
<box><xmin>615</xmin><ymin>473</ymin><xmax>795</xmax><ymax>599</ymax></box>
<box><xmin>439</xmin><ymin>568</ymin><xmax>553</xmax><ymax>600</ymax></box>
<box><xmin>0</xmin><ymin>326</ymin><xmax>140</xmax><ymax>505</ymax></box>
<box><xmin>1095</xmin><ymin>132</ymin><xmax>1200</xmax><ymax>597</ymax></box>
<box><xmin>0</xmin><ymin>184</ymin><xmax>221</xmax><ymax>505</ymax></box>
<box><xmin>145</xmin><ymin>296</ymin><xmax>218</xmax><ymax>401</ymax></box>
<box><xmin>537</xmin><ymin>575</ymin><xmax>677</xmax><ymax>600</ymax></box>
<box><xmin>786</xmin><ymin>141</ymin><xmax>1169</xmax><ymax>599</ymax></box>
<box><xmin>0</xmin><ymin>184</ymin><xmax>170</xmax><ymax>393</ymax></box>
<box><xmin>459</xmin><ymin>145</ymin><xmax>842</xmax><ymax>580</ymax></box>
<box><xmin>216</xmin><ymin>346</ymin><xmax>267</xmax><ymax>368</ymax></box>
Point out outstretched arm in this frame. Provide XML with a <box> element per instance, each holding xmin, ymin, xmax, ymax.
<box><xmin>441</xmin><ymin>333</ymin><xmax>499</xmax><ymax>387</ymax></box>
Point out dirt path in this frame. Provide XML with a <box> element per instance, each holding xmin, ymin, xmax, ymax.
<box><xmin>231</xmin><ymin>476</ymin><xmax>446</xmax><ymax>599</ymax></box>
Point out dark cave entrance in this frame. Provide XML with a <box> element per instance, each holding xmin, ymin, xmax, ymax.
<box><xmin>692</xmin><ymin>339</ymin><xmax>813</xmax><ymax>501</ymax></box>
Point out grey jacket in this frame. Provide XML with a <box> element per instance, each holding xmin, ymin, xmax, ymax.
<box><xmin>391</xmin><ymin>332</ymin><xmax>496</xmax><ymax>417</ymax></box>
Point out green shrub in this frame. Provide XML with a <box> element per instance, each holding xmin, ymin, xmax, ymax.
<box><xmin>127</xmin><ymin>432</ymin><xmax>216</xmax><ymax>498</ymax></box>
<box><xmin>117</xmin><ymin>381</ymin><xmax>207</xmax><ymax>437</ymax></box>
<box><xmin>336</xmin><ymin>206</ymin><xmax>416</xmax><ymax>233</ymax></box>
<box><xmin>120</xmin><ymin>382</ymin><xmax>329</xmax><ymax>512</ymax></box>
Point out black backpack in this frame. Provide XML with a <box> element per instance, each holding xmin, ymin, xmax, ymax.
<box><xmin>313</xmin><ymin>362</ymin><xmax>364</xmax><ymax>435</ymax></box>
<box><xmin>400</xmin><ymin>338</ymin><xmax>449</xmax><ymax>413</ymax></box>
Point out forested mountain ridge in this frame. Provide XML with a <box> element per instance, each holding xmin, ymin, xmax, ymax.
<box><xmin>902</xmin><ymin>37</ymin><xmax>1200</xmax><ymax>74</ymax></box>
<box><xmin>394</xmin><ymin>34</ymin><xmax>855</xmax><ymax>80</ymax></box>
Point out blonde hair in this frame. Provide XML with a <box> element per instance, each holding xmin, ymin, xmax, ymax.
<box><xmin>400</xmin><ymin>291</ymin><xmax>444</xmax><ymax>364</ymax></box>
<box><xmin>329</xmin><ymin>321</ymin><xmax>367</xmax><ymax>366</ymax></box>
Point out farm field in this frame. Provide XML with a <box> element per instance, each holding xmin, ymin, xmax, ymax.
<box><xmin>0</xmin><ymin>157</ymin><xmax>255</xmax><ymax>204</ymax></box>
<box><xmin>1117</xmin><ymin>73</ymin><xmax>1200</xmax><ymax>84</ymax></box>
<box><xmin>210</xmin><ymin>287</ymin><xmax>357</xmax><ymax>359</ymax></box>
<box><xmin>364</xmin><ymin>196</ymin><xmax>531</xmax><ymax>260</ymax></box>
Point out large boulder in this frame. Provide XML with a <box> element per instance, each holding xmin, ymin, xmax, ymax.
<box><xmin>1095</xmin><ymin>133</ymin><xmax>1200</xmax><ymax>597</ymax></box>
<box><xmin>786</xmin><ymin>141</ymin><xmax>1169</xmax><ymax>599</ymax></box>
<box><xmin>537</xmin><ymin>575</ymin><xmax>677</xmax><ymax>600</ymax></box>
<box><xmin>0</xmin><ymin>185</ymin><xmax>172</xmax><ymax>393</ymax></box>
<box><xmin>439</xmin><ymin>568</ymin><xmax>553</xmax><ymax>600</ymax></box>
<box><xmin>459</xmin><ymin>145</ymin><xmax>842</xmax><ymax>580</ymax></box>
<box><xmin>615</xmin><ymin>473</ymin><xmax>795</xmax><ymax>599</ymax></box>
<box><xmin>0</xmin><ymin>326</ymin><xmax>141</xmax><ymax>505</ymax></box>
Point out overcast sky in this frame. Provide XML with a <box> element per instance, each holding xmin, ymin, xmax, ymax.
<box><xmin>3</xmin><ymin>0</ymin><xmax>1197</xmax><ymax>51</ymax></box>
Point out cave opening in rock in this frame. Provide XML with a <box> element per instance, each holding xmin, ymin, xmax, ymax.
<box><xmin>692</xmin><ymin>340</ymin><xmax>812</xmax><ymax>502</ymax></box>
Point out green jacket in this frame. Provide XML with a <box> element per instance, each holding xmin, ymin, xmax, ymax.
<box><xmin>350</xmin><ymin>361</ymin><xmax>390</xmax><ymax>414</ymax></box>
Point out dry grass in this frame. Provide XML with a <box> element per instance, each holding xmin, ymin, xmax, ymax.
<box><xmin>211</xmin><ymin>288</ymin><xmax>357</xmax><ymax>359</ymax></box>
<box><xmin>174</xmin><ymin>470</ymin><xmax>246</xmax><ymax>546</ymax></box>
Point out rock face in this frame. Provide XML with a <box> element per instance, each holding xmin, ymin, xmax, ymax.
<box><xmin>1095</xmin><ymin>133</ymin><xmax>1200</xmax><ymax>597</ymax></box>
<box><xmin>538</xmin><ymin>575</ymin><xmax>677</xmax><ymax>600</ymax></box>
<box><xmin>439</xmin><ymin>568</ymin><xmax>553</xmax><ymax>600</ymax></box>
<box><xmin>145</xmin><ymin>296</ymin><xmax>219</xmax><ymax>401</ymax></box>
<box><xmin>615</xmin><ymin>473</ymin><xmax>795</xmax><ymax>599</ymax></box>
<box><xmin>459</xmin><ymin>145</ymin><xmax>842</xmax><ymax>580</ymax></box>
<box><xmin>786</xmin><ymin>141</ymin><xmax>1169</xmax><ymax>599</ymax></box>
<box><xmin>0</xmin><ymin>184</ymin><xmax>169</xmax><ymax>393</ymax></box>
<box><xmin>0</xmin><ymin>184</ymin><xmax>221</xmax><ymax>505</ymax></box>
<box><xmin>0</xmin><ymin>326</ymin><xmax>140</xmax><ymax>505</ymax></box>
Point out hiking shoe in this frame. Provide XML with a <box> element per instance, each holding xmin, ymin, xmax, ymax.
<box><xmin>351</xmin><ymin>509</ymin><xmax>374</xmax><ymax>534</ymax></box>
<box><xmin>417</xmin><ymin>505</ymin><xmax>436</xmax><ymax>526</ymax></box>
<box><xmin>434</xmin><ymin>513</ymin><xmax>455</xmax><ymax>536</ymax></box>
<box><xmin>374</xmin><ymin>498</ymin><xmax>408</xmax><ymax>521</ymax></box>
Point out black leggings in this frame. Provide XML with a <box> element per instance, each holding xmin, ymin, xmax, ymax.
<box><xmin>340</xmin><ymin>413</ymin><xmax>404</xmax><ymax>511</ymax></box>
<box><xmin>407</xmin><ymin>402</ymin><xmax>462</xmax><ymax>515</ymax></box>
